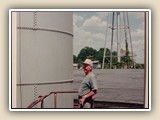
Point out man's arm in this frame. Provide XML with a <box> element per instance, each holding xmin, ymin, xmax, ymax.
<box><xmin>79</xmin><ymin>90</ymin><xmax>97</xmax><ymax>105</ymax></box>
<box><xmin>84</xmin><ymin>90</ymin><xmax>97</xmax><ymax>99</ymax></box>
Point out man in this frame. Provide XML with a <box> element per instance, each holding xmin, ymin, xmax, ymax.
<box><xmin>78</xmin><ymin>59</ymin><xmax>98</xmax><ymax>108</ymax></box>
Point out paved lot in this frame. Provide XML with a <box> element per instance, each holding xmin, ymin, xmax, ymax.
<box><xmin>73</xmin><ymin>69</ymin><xmax>144</xmax><ymax>104</ymax></box>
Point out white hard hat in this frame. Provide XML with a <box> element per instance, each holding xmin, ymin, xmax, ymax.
<box><xmin>83</xmin><ymin>59</ymin><xmax>93</xmax><ymax>66</ymax></box>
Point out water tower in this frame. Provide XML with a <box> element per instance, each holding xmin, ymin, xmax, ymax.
<box><xmin>102</xmin><ymin>12</ymin><xmax>135</xmax><ymax>69</ymax></box>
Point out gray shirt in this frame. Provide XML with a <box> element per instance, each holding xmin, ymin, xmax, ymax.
<box><xmin>78</xmin><ymin>72</ymin><xmax>98</xmax><ymax>97</ymax></box>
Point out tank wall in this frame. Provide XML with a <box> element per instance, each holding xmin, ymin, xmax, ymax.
<box><xmin>19</xmin><ymin>12</ymin><xmax>73</xmax><ymax>33</ymax></box>
<box><xmin>20</xmin><ymin>30</ymin><xmax>73</xmax><ymax>83</ymax></box>
<box><xmin>16</xmin><ymin>12</ymin><xmax>73</xmax><ymax>108</ymax></box>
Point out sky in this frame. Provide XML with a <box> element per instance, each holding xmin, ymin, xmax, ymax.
<box><xmin>73</xmin><ymin>11</ymin><xmax>145</xmax><ymax>64</ymax></box>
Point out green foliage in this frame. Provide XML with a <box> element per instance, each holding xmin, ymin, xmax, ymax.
<box><xmin>73</xmin><ymin>55</ymin><xmax>78</xmax><ymax>63</ymax></box>
<box><xmin>135</xmin><ymin>63</ymin><xmax>144</xmax><ymax>69</ymax></box>
<box><xmin>77</xmin><ymin>47</ymin><xmax>97</xmax><ymax>61</ymax></box>
<box><xmin>74</xmin><ymin>46</ymin><xmax>144</xmax><ymax>69</ymax></box>
<box><xmin>95</xmin><ymin>48</ymin><xmax>103</xmax><ymax>63</ymax></box>
<box><xmin>96</xmin><ymin>48</ymin><xmax>111</xmax><ymax>64</ymax></box>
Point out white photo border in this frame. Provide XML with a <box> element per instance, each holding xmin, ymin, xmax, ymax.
<box><xmin>9</xmin><ymin>9</ymin><xmax>151</xmax><ymax>111</ymax></box>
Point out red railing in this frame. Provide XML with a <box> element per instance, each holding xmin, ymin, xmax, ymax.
<box><xmin>27</xmin><ymin>90</ymin><xmax>78</xmax><ymax>108</ymax></box>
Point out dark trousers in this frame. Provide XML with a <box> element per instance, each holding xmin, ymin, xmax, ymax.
<box><xmin>79</xmin><ymin>96</ymin><xmax>94</xmax><ymax>108</ymax></box>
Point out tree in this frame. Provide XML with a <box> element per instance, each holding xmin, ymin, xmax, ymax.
<box><xmin>75</xmin><ymin>46</ymin><xmax>143</xmax><ymax>69</ymax></box>
<box><xmin>96</xmin><ymin>48</ymin><xmax>111</xmax><ymax>64</ymax></box>
<box><xmin>112</xmin><ymin>51</ymin><xmax>117</xmax><ymax>64</ymax></box>
<box><xmin>73</xmin><ymin>55</ymin><xmax>78</xmax><ymax>63</ymax></box>
<box><xmin>135</xmin><ymin>63</ymin><xmax>144</xmax><ymax>69</ymax></box>
<box><xmin>77</xmin><ymin>47</ymin><xmax>97</xmax><ymax>62</ymax></box>
<box><xmin>96</xmin><ymin>48</ymin><xmax>104</xmax><ymax>63</ymax></box>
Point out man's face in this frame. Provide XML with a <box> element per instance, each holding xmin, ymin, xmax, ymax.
<box><xmin>83</xmin><ymin>64</ymin><xmax>92</xmax><ymax>75</ymax></box>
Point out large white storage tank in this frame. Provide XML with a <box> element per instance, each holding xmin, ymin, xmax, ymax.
<box><xmin>13</xmin><ymin>11</ymin><xmax>73</xmax><ymax>108</ymax></box>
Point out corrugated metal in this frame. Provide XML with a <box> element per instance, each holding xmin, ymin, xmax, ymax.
<box><xmin>16</xmin><ymin>12</ymin><xmax>73</xmax><ymax>108</ymax></box>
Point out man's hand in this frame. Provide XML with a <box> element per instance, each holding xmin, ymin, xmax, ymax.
<box><xmin>79</xmin><ymin>95</ymin><xmax>87</xmax><ymax>106</ymax></box>
<box><xmin>79</xmin><ymin>98</ymin><xmax>85</xmax><ymax>106</ymax></box>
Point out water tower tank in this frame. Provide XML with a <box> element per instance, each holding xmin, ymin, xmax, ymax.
<box><xmin>15</xmin><ymin>11</ymin><xmax>73</xmax><ymax>108</ymax></box>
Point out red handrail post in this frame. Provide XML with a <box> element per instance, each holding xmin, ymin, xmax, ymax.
<box><xmin>54</xmin><ymin>93</ymin><xmax>57</xmax><ymax>108</ymax></box>
<box><xmin>41</xmin><ymin>100</ymin><xmax>44</xmax><ymax>108</ymax></box>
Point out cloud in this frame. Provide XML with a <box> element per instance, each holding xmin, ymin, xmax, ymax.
<box><xmin>81</xmin><ymin>15</ymin><xmax>108</xmax><ymax>34</ymax></box>
<box><xmin>73</xmin><ymin>22</ymin><xmax>92</xmax><ymax>55</ymax></box>
<box><xmin>83</xmin><ymin>15</ymin><xmax>107</xmax><ymax>28</ymax></box>
<box><xmin>131</xmin><ymin>39</ymin><xmax>144</xmax><ymax>63</ymax></box>
<box><xmin>73</xmin><ymin>13</ymin><xmax>108</xmax><ymax>55</ymax></box>
<box><xmin>132</xmin><ymin>28</ymin><xmax>144</xmax><ymax>37</ymax></box>
<box><xmin>96</xmin><ymin>12</ymin><xmax>107</xmax><ymax>17</ymax></box>
<box><xmin>129</xmin><ymin>12</ymin><xmax>144</xmax><ymax>20</ymax></box>
<box><xmin>73</xmin><ymin>12</ymin><xmax>145</xmax><ymax>63</ymax></box>
<box><xmin>73</xmin><ymin>14</ymin><xmax>84</xmax><ymax>23</ymax></box>
<box><xmin>132</xmin><ymin>39</ymin><xmax>144</xmax><ymax>46</ymax></box>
